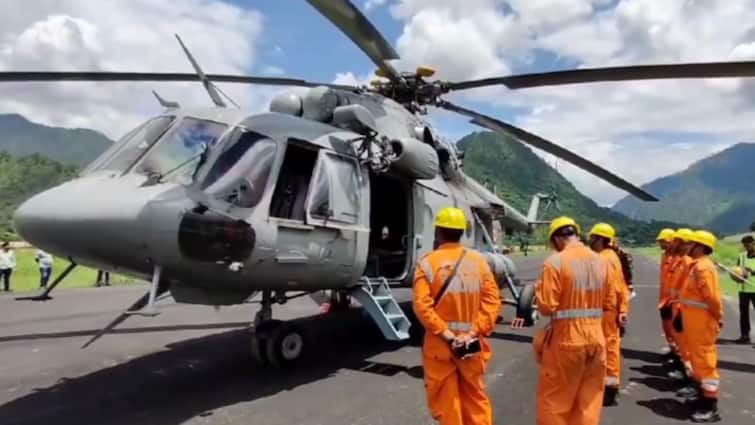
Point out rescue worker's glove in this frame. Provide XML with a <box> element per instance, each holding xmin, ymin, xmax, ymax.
<box><xmin>672</xmin><ymin>312</ymin><xmax>683</xmax><ymax>332</ymax></box>
<box><xmin>659</xmin><ymin>304</ymin><xmax>673</xmax><ymax>320</ymax></box>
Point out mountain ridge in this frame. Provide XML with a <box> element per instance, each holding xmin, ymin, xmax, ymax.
<box><xmin>612</xmin><ymin>142</ymin><xmax>755</xmax><ymax>234</ymax></box>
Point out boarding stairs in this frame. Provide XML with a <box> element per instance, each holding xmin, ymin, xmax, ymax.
<box><xmin>351</xmin><ymin>276</ymin><xmax>411</xmax><ymax>341</ymax></box>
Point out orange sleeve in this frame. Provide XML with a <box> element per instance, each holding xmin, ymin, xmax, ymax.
<box><xmin>412</xmin><ymin>259</ymin><xmax>448</xmax><ymax>336</ymax></box>
<box><xmin>695</xmin><ymin>264</ymin><xmax>723</xmax><ymax>322</ymax></box>
<box><xmin>604</xmin><ymin>264</ymin><xmax>619</xmax><ymax>313</ymax></box>
<box><xmin>536</xmin><ymin>256</ymin><xmax>561</xmax><ymax>316</ymax></box>
<box><xmin>472</xmin><ymin>257</ymin><xmax>501</xmax><ymax>337</ymax></box>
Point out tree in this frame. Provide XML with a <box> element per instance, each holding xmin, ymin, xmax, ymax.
<box><xmin>750</xmin><ymin>220</ymin><xmax>755</xmax><ymax>232</ymax></box>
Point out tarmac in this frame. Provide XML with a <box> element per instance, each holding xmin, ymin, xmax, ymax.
<box><xmin>0</xmin><ymin>254</ymin><xmax>753</xmax><ymax>425</ymax></box>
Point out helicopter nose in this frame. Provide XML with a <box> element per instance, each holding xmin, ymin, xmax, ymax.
<box><xmin>13</xmin><ymin>175</ymin><xmax>180</xmax><ymax>269</ymax></box>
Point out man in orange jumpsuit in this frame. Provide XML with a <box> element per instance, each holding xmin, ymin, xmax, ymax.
<box><xmin>534</xmin><ymin>216</ymin><xmax>619</xmax><ymax>425</ymax></box>
<box><xmin>588</xmin><ymin>223</ymin><xmax>629</xmax><ymax>407</ymax></box>
<box><xmin>678</xmin><ymin>230</ymin><xmax>723</xmax><ymax>422</ymax></box>
<box><xmin>665</xmin><ymin>228</ymin><xmax>695</xmax><ymax>381</ymax></box>
<box><xmin>656</xmin><ymin>228</ymin><xmax>676</xmax><ymax>355</ymax></box>
<box><xmin>413</xmin><ymin>207</ymin><xmax>501</xmax><ymax>425</ymax></box>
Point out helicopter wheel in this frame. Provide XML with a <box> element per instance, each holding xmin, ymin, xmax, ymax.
<box><xmin>515</xmin><ymin>284</ymin><xmax>538</xmax><ymax>327</ymax></box>
<box><xmin>250</xmin><ymin>319</ymin><xmax>281</xmax><ymax>366</ymax></box>
<box><xmin>265</xmin><ymin>322</ymin><xmax>307</xmax><ymax>368</ymax></box>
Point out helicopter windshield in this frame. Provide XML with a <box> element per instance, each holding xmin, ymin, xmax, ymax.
<box><xmin>133</xmin><ymin>118</ymin><xmax>227</xmax><ymax>185</ymax></box>
<box><xmin>86</xmin><ymin>116</ymin><xmax>175</xmax><ymax>173</ymax></box>
<box><xmin>200</xmin><ymin>127</ymin><xmax>277</xmax><ymax>209</ymax></box>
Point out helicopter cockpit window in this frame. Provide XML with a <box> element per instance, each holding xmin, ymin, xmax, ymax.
<box><xmin>91</xmin><ymin>116</ymin><xmax>175</xmax><ymax>172</ymax></box>
<box><xmin>133</xmin><ymin>118</ymin><xmax>227</xmax><ymax>185</ymax></box>
<box><xmin>201</xmin><ymin>127</ymin><xmax>277</xmax><ymax>208</ymax></box>
<box><xmin>308</xmin><ymin>153</ymin><xmax>361</xmax><ymax>225</ymax></box>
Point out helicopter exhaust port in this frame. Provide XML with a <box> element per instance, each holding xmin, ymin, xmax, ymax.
<box><xmin>177</xmin><ymin>209</ymin><xmax>255</xmax><ymax>263</ymax></box>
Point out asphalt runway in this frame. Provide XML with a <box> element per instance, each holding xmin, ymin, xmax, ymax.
<box><xmin>0</xmin><ymin>254</ymin><xmax>753</xmax><ymax>425</ymax></box>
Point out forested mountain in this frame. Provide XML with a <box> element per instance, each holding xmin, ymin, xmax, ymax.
<box><xmin>459</xmin><ymin>131</ymin><xmax>681</xmax><ymax>244</ymax></box>
<box><xmin>612</xmin><ymin>142</ymin><xmax>755</xmax><ymax>235</ymax></box>
<box><xmin>0</xmin><ymin>114</ymin><xmax>112</xmax><ymax>167</ymax></box>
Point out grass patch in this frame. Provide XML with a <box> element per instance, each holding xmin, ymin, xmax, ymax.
<box><xmin>4</xmin><ymin>248</ymin><xmax>137</xmax><ymax>293</ymax></box>
<box><xmin>632</xmin><ymin>241</ymin><xmax>743</xmax><ymax>297</ymax></box>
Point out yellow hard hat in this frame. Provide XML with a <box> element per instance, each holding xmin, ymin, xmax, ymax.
<box><xmin>689</xmin><ymin>230</ymin><xmax>716</xmax><ymax>250</ymax></box>
<box><xmin>589</xmin><ymin>222</ymin><xmax>616</xmax><ymax>241</ymax></box>
<box><xmin>656</xmin><ymin>228</ymin><xmax>675</xmax><ymax>241</ymax></box>
<box><xmin>674</xmin><ymin>228</ymin><xmax>694</xmax><ymax>242</ymax></box>
<box><xmin>548</xmin><ymin>216</ymin><xmax>580</xmax><ymax>240</ymax></box>
<box><xmin>434</xmin><ymin>207</ymin><xmax>467</xmax><ymax>230</ymax></box>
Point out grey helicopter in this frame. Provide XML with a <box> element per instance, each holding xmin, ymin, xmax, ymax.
<box><xmin>6</xmin><ymin>0</ymin><xmax>755</xmax><ymax>367</ymax></box>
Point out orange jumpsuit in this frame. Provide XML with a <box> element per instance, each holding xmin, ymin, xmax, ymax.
<box><xmin>658</xmin><ymin>253</ymin><xmax>676</xmax><ymax>348</ymax></box>
<box><xmin>668</xmin><ymin>256</ymin><xmax>694</xmax><ymax>366</ymax></box>
<box><xmin>535</xmin><ymin>241</ymin><xmax>619</xmax><ymax>425</ymax></box>
<box><xmin>600</xmin><ymin>249</ymin><xmax>629</xmax><ymax>389</ymax></box>
<box><xmin>413</xmin><ymin>243</ymin><xmax>501</xmax><ymax>425</ymax></box>
<box><xmin>679</xmin><ymin>256</ymin><xmax>723</xmax><ymax>399</ymax></box>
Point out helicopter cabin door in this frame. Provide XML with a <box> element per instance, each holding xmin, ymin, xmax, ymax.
<box><xmin>269</xmin><ymin>140</ymin><xmax>369</xmax><ymax>289</ymax></box>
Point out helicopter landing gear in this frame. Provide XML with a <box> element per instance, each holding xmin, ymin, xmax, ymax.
<box><xmin>250</xmin><ymin>290</ymin><xmax>307</xmax><ymax>367</ymax></box>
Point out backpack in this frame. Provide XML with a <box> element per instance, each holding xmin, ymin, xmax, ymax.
<box><xmin>612</xmin><ymin>245</ymin><xmax>633</xmax><ymax>286</ymax></box>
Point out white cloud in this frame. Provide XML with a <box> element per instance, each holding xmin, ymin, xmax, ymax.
<box><xmin>0</xmin><ymin>0</ymin><xmax>268</xmax><ymax>139</ymax></box>
<box><xmin>383</xmin><ymin>0</ymin><xmax>755</xmax><ymax>205</ymax></box>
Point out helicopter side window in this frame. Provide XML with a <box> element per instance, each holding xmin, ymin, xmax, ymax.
<box><xmin>308</xmin><ymin>152</ymin><xmax>361</xmax><ymax>225</ymax></box>
<box><xmin>201</xmin><ymin>128</ymin><xmax>277</xmax><ymax>208</ymax></box>
<box><xmin>90</xmin><ymin>116</ymin><xmax>175</xmax><ymax>172</ymax></box>
<box><xmin>133</xmin><ymin>118</ymin><xmax>227</xmax><ymax>185</ymax></box>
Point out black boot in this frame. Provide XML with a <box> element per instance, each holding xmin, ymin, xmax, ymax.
<box><xmin>691</xmin><ymin>397</ymin><xmax>720</xmax><ymax>423</ymax></box>
<box><xmin>603</xmin><ymin>386</ymin><xmax>619</xmax><ymax>406</ymax></box>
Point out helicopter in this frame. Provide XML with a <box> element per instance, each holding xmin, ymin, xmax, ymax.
<box><xmin>6</xmin><ymin>0</ymin><xmax>755</xmax><ymax>367</ymax></box>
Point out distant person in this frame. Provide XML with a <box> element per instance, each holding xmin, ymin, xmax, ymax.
<box><xmin>34</xmin><ymin>249</ymin><xmax>54</xmax><ymax>288</ymax></box>
<box><xmin>731</xmin><ymin>235</ymin><xmax>755</xmax><ymax>344</ymax></box>
<box><xmin>95</xmin><ymin>270</ymin><xmax>111</xmax><ymax>287</ymax></box>
<box><xmin>0</xmin><ymin>242</ymin><xmax>15</xmax><ymax>291</ymax></box>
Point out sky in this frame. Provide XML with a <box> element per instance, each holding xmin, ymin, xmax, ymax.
<box><xmin>0</xmin><ymin>0</ymin><xmax>754</xmax><ymax>206</ymax></box>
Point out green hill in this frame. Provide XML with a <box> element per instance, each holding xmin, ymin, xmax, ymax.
<box><xmin>458</xmin><ymin>131</ymin><xmax>680</xmax><ymax>244</ymax></box>
<box><xmin>612</xmin><ymin>142</ymin><xmax>755</xmax><ymax>235</ymax></box>
<box><xmin>0</xmin><ymin>114</ymin><xmax>112</xmax><ymax>167</ymax></box>
<box><xmin>0</xmin><ymin>152</ymin><xmax>78</xmax><ymax>237</ymax></box>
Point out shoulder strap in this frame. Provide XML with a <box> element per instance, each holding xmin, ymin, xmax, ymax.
<box><xmin>433</xmin><ymin>249</ymin><xmax>468</xmax><ymax>307</ymax></box>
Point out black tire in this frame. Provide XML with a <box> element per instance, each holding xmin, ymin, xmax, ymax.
<box><xmin>251</xmin><ymin>320</ymin><xmax>281</xmax><ymax>366</ymax></box>
<box><xmin>516</xmin><ymin>284</ymin><xmax>537</xmax><ymax>327</ymax></box>
<box><xmin>265</xmin><ymin>322</ymin><xmax>307</xmax><ymax>368</ymax></box>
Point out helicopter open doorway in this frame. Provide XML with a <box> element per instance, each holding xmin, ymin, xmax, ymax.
<box><xmin>365</xmin><ymin>173</ymin><xmax>412</xmax><ymax>280</ymax></box>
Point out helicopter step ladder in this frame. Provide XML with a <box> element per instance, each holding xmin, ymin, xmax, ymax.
<box><xmin>351</xmin><ymin>277</ymin><xmax>411</xmax><ymax>341</ymax></box>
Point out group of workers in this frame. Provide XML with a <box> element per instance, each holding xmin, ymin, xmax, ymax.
<box><xmin>657</xmin><ymin>227</ymin><xmax>724</xmax><ymax>422</ymax></box>
<box><xmin>412</xmin><ymin>207</ymin><xmax>726</xmax><ymax>425</ymax></box>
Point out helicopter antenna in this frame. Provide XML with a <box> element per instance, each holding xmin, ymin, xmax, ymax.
<box><xmin>214</xmin><ymin>83</ymin><xmax>241</xmax><ymax>109</ymax></box>
<box><xmin>152</xmin><ymin>90</ymin><xmax>180</xmax><ymax>109</ymax></box>
<box><xmin>174</xmin><ymin>34</ymin><xmax>226</xmax><ymax>107</ymax></box>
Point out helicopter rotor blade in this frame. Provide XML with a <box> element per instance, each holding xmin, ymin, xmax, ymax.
<box><xmin>306</xmin><ymin>0</ymin><xmax>401</xmax><ymax>81</ymax></box>
<box><xmin>0</xmin><ymin>71</ymin><xmax>356</xmax><ymax>90</ymax></box>
<box><xmin>437</xmin><ymin>100</ymin><xmax>658</xmax><ymax>202</ymax></box>
<box><xmin>445</xmin><ymin>61</ymin><xmax>755</xmax><ymax>91</ymax></box>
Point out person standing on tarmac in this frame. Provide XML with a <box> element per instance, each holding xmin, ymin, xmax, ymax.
<box><xmin>533</xmin><ymin>216</ymin><xmax>619</xmax><ymax>425</ymax></box>
<box><xmin>665</xmin><ymin>228</ymin><xmax>696</xmax><ymax>381</ymax></box>
<box><xmin>731</xmin><ymin>235</ymin><xmax>755</xmax><ymax>344</ymax></box>
<box><xmin>678</xmin><ymin>230</ymin><xmax>723</xmax><ymax>423</ymax></box>
<box><xmin>587</xmin><ymin>223</ymin><xmax>629</xmax><ymax>407</ymax></box>
<box><xmin>655</xmin><ymin>228</ymin><xmax>677</xmax><ymax>355</ymax></box>
<box><xmin>413</xmin><ymin>207</ymin><xmax>501</xmax><ymax>425</ymax></box>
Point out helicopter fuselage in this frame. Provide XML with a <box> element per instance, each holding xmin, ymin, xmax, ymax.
<box><xmin>13</xmin><ymin>87</ymin><xmax>525</xmax><ymax>306</ymax></box>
